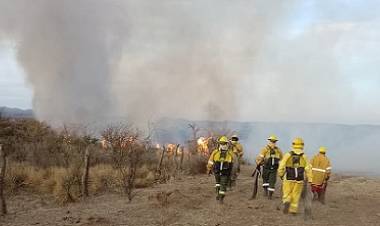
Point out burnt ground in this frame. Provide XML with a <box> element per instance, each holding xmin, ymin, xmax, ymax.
<box><xmin>1</xmin><ymin>166</ymin><xmax>380</xmax><ymax>226</ymax></box>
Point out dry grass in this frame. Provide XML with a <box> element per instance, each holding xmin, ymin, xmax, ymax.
<box><xmin>51</xmin><ymin>167</ymin><xmax>81</xmax><ymax>204</ymax></box>
<box><xmin>5</xmin><ymin>163</ymin><xmax>46</xmax><ymax>193</ymax></box>
<box><xmin>89</xmin><ymin>164</ymin><xmax>117</xmax><ymax>194</ymax></box>
<box><xmin>4</xmin><ymin>150</ymin><xmax>208</xmax><ymax>205</ymax></box>
<box><xmin>135</xmin><ymin>165</ymin><xmax>155</xmax><ymax>188</ymax></box>
<box><xmin>0</xmin><ymin>119</ymin><xmax>212</xmax><ymax>209</ymax></box>
<box><xmin>183</xmin><ymin>154</ymin><xmax>208</xmax><ymax>175</ymax></box>
<box><xmin>6</xmin><ymin>164</ymin><xmax>82</xmax><ymax>203</ymax></box>
<box><xmin>5</xmin><ymin>162</ymin><xmax>159</xmax><ymax>204</ymax></box>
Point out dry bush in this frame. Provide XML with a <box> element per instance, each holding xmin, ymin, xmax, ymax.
<box><xmin>51</xmin><ymin>166</ymin><xmax>82</xmax><ymax>204</ymax></box>
<box><xmin>101</xmin><ymin>124</ymin><xmax>146</xmax><ymax>201</ymax></box>
<box><xmin>5</xmin><ymin>163</ymin><xmax>82</xmax><ymax>205</ymax></box>
<box><xmin>89</xmin><ymin>164</ymin><xmax>117</xmax><ymax>194</ymax></box>
<box><xmin>135</xmin><ymin>165</ymin><xmax>155</xmax><ymax>188</ymax></box>
<box><xmin>0</xmin><ymin>119</ymin><xmax>163</xmax><ymax>206</ymax></box>
<box><xmin>5</xmin><ymin>163</ymin><xmax>29</xmax><ymax>193</ymax></box>
<box><xmin>183</xmin><ymin>154</ymin><xmax>208</xmax><ymax>175</ymax></box>
<box><xmin>5</xmin><ymin>163</ymin><xmax>45</xmax><ymax>194</ymax></box>
<box><xmin>89</xmin><ymin>163</ymin><xmax>156</xmax><ymax>194</ymax></box>
<box><xmin>0</xmin><ymin>118</ymin><xmax>215</xmax><ymax>208</ymax></box>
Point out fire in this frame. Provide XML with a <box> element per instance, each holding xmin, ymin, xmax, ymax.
<box><xmin>100</xmin><ymin>139</ymin><xmax>110</xmax><ymax>150</ymax></box>
<box><xmin>155</xmin><ymin>143</ymin><xmax>181</xmax><ymax>155</ymax></box>
<box><xmin>100</xmin><ymin>136</ymin><xmax>138</xmax><ymax>150</ymax></box>
<box><xmin>197</xmin><ymin>137</ymin><xmax>205</xmax><ymax>146</ymax></box>
<box><xmin>166</xmin><ymin>144</ymin><xmax>178</xmax><ymax>156</ymax></box>
<box><xmin>197</xmin><ymin>137</ymin><xmax>211</xmax><ymax>156</ymax></box>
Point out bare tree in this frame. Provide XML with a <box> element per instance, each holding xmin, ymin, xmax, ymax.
<box><xmin>188</xmin><ymin>123</ymin><xmax>200</xmax><ymax>141</ymax></box>
<box><xmin>101</xmin><ymin>124</ymin><xmax>142</xmax><ymax>201</ymax></box>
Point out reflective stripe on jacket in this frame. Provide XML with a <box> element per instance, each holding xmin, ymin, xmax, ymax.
<box><xmin>278</xmin><ymin>149</ymin><xmax>312</xmax><ymax>183</ymax></box>
<box><xmin>256</xmin><ymin>145</ymin><xmax>283</xmax><ymax>169</ymax></box>
<box><xmin>232</xmin><ymin>143</ymin><xmax>244</xmax><ymax>158</ymax></box>
<box><xmin>207</xmin><ymin>149</ymin><xmax>234</xmax><ymax>172</ymax></box>
<box><xmin>310</xmin><ymin>153</ymin><xmax>331</xmax><ymax>185</ymax></box>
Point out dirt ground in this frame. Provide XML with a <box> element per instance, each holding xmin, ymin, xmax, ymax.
<box><xmin>1</xmin><ymin>166</ymin><xmax>380</xmax><ymax>226</ymax></box>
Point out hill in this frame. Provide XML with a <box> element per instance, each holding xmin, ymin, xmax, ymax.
<box><xmin>154</xmin><ymin>118</ymin><xmax>380</xmax><ymax>175</ymax></box>
<box><xmin>0</xmin><ymin>107</ymin><xmax>34</xmax><ymax>118</ymax></box>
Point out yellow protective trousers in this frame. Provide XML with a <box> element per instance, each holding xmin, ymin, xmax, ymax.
<box><xmin>282</xmin><ymin>180</ymin><xmax>304</xmax><ymax>213</ymax></box>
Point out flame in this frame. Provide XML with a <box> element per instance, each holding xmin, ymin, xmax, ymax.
<box><xmin>100</xmin><ymin>139</ymin><xmax>113</xmax><ymax>150</ymax></box>
<box><xmin>197</xmin><ymin>137</ymin><xmax>205</xmax><ymax>145</ymax></box>
<box><xmin>166</xmin><ymin>144</ymin><xmax>178</xmax><ymax>156</ymax></box>
<box><xmin>197</xmin><ymin>137</ymin><xmax>211</xmax><ymax>156</ymax></box>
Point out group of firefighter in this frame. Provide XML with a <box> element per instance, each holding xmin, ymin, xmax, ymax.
<box><xmin>207</xmin><ymin>134</ymin><xmax>331</xmax><ymax>215</ymax></box>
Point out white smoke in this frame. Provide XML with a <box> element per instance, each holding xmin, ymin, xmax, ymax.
<box><xmin>0</xmin><ymin>0</ymin><xmax>127</xmax><ymax>124</ymax></box>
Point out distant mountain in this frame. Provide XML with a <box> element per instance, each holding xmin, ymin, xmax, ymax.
<box><xmin>153</xmin><ymin>118</ymin><xmax>380</xmax><ymax>175</ymax></box>
<box><xmin>0</xmin><ymin>106</ymin><xmax>34</xmax><ymax>118</ymax></box>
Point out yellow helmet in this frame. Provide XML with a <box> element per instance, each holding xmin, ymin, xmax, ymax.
<box><xmin>319</xmin><ymin>146</ymin><xmax>327</xmax><ymax>154</ymax></box>
<box><xmin>218</xmin><ymin>136</ymin><xmax>229</xmax><ymax>144</ymax></box>
<box><xmin>292</xmin><ymin>137</ymin><xmax>304</xmax><ymax>149</ymax></box>
<box><xmin>267</xmin><ymin>135</ymin><xmax>278</xmax><ymax>142</ymax></box>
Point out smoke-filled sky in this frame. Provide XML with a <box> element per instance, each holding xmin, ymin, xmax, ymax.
<box><xmin>1</xmin><ymin>0</ymin><xmax>380</xmax><ymax>125</ymax></box>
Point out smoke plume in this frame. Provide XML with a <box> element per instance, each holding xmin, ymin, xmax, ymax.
<box><xmin>0</xmin><ymin>0</ymin><xmax>298</xmax><ymax>125</ymax></box>
<box><xmin>0</xmin><ymin>0</ymin><xmax>127</xmax><ymax>124</ymax></box>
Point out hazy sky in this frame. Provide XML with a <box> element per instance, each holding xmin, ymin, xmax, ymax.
<box><xmin>0</xmin><ymin>0</ymin><xmax>380</xmax><ymax>125</ymax></box>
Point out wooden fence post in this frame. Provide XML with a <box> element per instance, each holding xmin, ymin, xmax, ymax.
<box><xmin>0</xmin><ymin>144</ymin><xmax>7</xmax><ymax>215</ymax></box>
<box><xmin>81</xmin><ymin>146</ymin><xmax>91</xmax><ymax>197</ymax></box>
<box><xmin>179</xmin><ymin>146</ymin><xmax>184</xmax><ymax>171</ymax></box>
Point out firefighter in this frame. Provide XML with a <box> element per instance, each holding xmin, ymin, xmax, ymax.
<box><xmin>256</xmin><ymin>135</ymin><xmax>283</xmax><ymax>199</ymax></box>
<box><xmin>310</xmin><ymin>146</ymin><xmax>331</xmax><ymax>204</ymax></box>
<box><xmin>207</xmin><ymin>136</ymin><xmax>234</xmax><ymax>204</ymax></box>
<box><xmin>230</xmin><ymin>135</ymin><xmax>244</xmax><ymax>187</ymax></box>
<box><xmin>278</xmin><ymin>137</ymin><xmax>313</xmax><ymax>214</ymax></box>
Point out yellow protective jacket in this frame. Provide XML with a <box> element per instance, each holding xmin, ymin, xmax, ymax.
<box><xmin>310</xmin><ymin>153</ymin><xmax>331</xmax><ymax>185</ymax></box>
<box><xmin>278</xmin><ymin>149</ymin><xmax>313</xmax><ymax>183</ymax></box>
<box><xmin>232</xmin><ymin>142</ymin><xmax>244</xmax><ymax>158</ymax></box>
<box><xmin>256</xmin><ymin>145</ymin><xmax>283</xmax><ymax>168</ymax></box>
<box><xmin>207</xmin><ymin>149</ymin><xmax>234</xmax><ymax>172</ymax></box>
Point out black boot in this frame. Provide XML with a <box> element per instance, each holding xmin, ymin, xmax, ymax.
<box><xmin>313</xmin><ymin>192</ymin><xmax>318</xmax><ymax>201</ymax></box>
<box><xmin>263</xmin><ymin>187</ymin><xmax>268</xmax><ymax>197</ymax></box>
<box><xmin>283</xmin><ymin>202</ymin><xmax>290</xmax><ymax>214</ymax></box>
<box><xmin>219</xmin><ymin>195</ymin><xmax>224</xmax><ymax>204</ymax></box>
<box><xmin>319</xmin><ymin>192</ymin><xmax>326</xmax><ymax>205</ymax></box>
<box><xmin>268</xmin><ymin>191</ymin><xmax>273</xmax><ymax>200</ymax></box>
